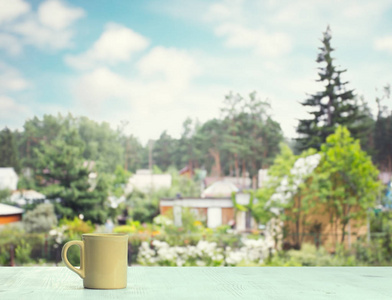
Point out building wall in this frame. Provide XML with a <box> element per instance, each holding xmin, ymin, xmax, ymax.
<box><xmin>159</xmin><ymin>200</ymin><xmax>235</xmax><ymax>228</ymax></box>
<box><xmin>284</xmin><ymin>199</ymin><xmax>367</xmax><ymax>251</ymax></box>
<box><xmin>0</xmin><ymin>214</ymin><xmax>22</xmax><ymax>224</ymax></box>
<box><xmin>125</xmin><ymin>170</ymin><xmax>172</xmax><ymax>193</ymax></box>
<box><xmin>160</xmin><ymin>206</ymin><xmax>173</xmax><ymax>216</ymax></box>
<box><xmin>207</xmin><ymin>207</ymin><xmax>222</xmax><ymax>228</ymax></box>
<box><xmin>0</xmin><ymin>168</ymin><xmax>18</xmax><ymax>191</ymax></box>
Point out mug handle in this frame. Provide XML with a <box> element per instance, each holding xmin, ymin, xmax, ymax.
<box><xmin>61</xmin><ymin>240</ymin><xmax>85</xmax><ymax>279</ymax></box>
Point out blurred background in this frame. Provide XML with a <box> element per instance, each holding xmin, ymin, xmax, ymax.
<box><xmin>1</xmin><ymin>0</ymin><xmax>392</xmax><ymax>267</ymax></box>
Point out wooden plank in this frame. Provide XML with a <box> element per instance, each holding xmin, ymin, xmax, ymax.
<box><xmin>1</xmin><ymin>267</ymin><xmax>392</xmax><ymax>300</ymax></box>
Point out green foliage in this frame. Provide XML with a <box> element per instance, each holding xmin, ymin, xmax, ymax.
<box><xmin>253</xmin><ymin>144</ymin><xmax>297</xmax><ymax>224</ymax></box>
<box><xmin>15</xmin><ymin>239</ymin><xmax>33</xmax><ymax>265</ymax></box>
<box><xmin>113</xmin><ymin>220</ymin><xmax>143</xmax><ymax>234</ymax></box>
<box><xmin>0</xmin><ymin>127</ymin><xmax>20</xmax><ymax>172</ymax></box>
<box><xmin>374</xmin><ymin>84</ymin><xmax>392</xmax><ymax>169</ymax></box>
<box><xmin>0</xmin><ymin>189</ymin><xmax>11</xmax><ymax>203</ymax></box>
<box><xmin>316</xmin><ymin>126</ymin><xmax>381</xmax><ymax>242</ymax></box>
<box><xmin>127</xmin><ymin>190</ymin><xmax>160</xmax><ymax>224</ymax></box>
<box><xmin>122</xmin><ymin>134</ymin><xmax>146</xmax><ymax>172</ymax></box>
<box><xmin>152</xmin><ymin>165</ymin><xmax>163</xmax><ymax>174</ymax></box>
<box><xmin>77</xmin><ymin>116</ymin><xmax>124</xmax><ymax>173</ymax></box>
<box><xmin>59</xmin><ymin>217</ymin><xmax>95</xmax><ymax>239</ymax></box>
<box><xmin>265</xmin><ymin>243</ymin><xmax>357</xmax><ymax>266</ymax></box>
<box><xmin>168</xmin><ymin>167</ymin><xmax>201</xmax><ymax>197</ymax></box>
<box><xmin>0</xmin><ymin>245</ymin><xmax>11</xmax><ymax>265</ymax></box>
<box><xmin>356</xmin><ymin>210</ymin><xmax>392</xmax><ymax>265</ymax></box>
<box><xmin>23</xmin><ymin>203</ymin><xmax>58</xmax><ymax>233</ymax></box>
<box><xmin>17</xmin><ymin>174</ymin><xmax>37</xmax><ymax>190</ymax></box>
<box><xmin>152</xmin><ymin>131</ymin><xmax>176</xmax><ymax>172</ymax></box>
<box><xmin>254</xmin><ymin>127</ymin><xmax>380</xmax><ymax>248</ymax></box>
<box><xmin>34</xmin><ymin>128</ymin><xmax>109</xmax><ymax>224</ymax></box>
<box><xmin>0</xmin><ymin>224</ymin><xmax>23</xmax><ymax>266</ymax></box>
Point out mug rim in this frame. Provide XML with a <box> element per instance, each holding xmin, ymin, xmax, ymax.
<box><xmin>82</xmin><ymin>233</ymin><xmax>128</xmax><ymax>239</ymax></box>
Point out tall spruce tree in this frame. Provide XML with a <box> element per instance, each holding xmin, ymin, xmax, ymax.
<box><xmin>297</xmin><ymin>26</ymin><xmax>362</xmax><ymax>151</ymax></box>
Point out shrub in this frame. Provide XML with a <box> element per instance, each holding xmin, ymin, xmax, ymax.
<box><xmin>23</xmin><ymin>203</ymin><xmax>58</xmax><ymax>233</ymax></box>
<box><xmin>15</xmin><ymin>239</ymin><xmax>33</xmax><ymax>265</ymax></box>
<box><xmin>59</xmin><ymin>217</ymin><xmax>94</xmax><ymax>239</ymax></box>
<box><xmin>137</xmin><ymin>237</ymin><xmax>274</xmax><ymax>267</ymax></box>
<box><xmin>0</xmin><ymin>245</ymin><xmax>10</xmax><ymax>265</ymax></box>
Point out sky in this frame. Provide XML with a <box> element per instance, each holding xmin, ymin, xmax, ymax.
<box><xmin>1</xmin><ymin>0</ymin><xmax>392</xmax><ymax>144</ymax></box>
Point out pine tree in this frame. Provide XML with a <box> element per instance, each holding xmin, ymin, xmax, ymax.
<box><xmin>0</xmin><ymin>127</ymin><xmax>20</xmax><ymax>173</ymax></box>
<box><xmin>374</xmin><ymin>85</ymin><xmax>392</xmax><ymax>170</ymax></box>
<box><xmin>296</xmin><ymin>26</ymin><xmax>363</xmax><ymax>151</ymax></box>
<box><xmin>34</xmin><ymin>128</ymin><xmax>109</xmax><ymax>224</ymax></box>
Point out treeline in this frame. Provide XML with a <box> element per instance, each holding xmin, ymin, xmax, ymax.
<box><xmin>0</xmin><ymin>93</ymin><xmax>284</xmax><ymax>223</ymax></box>
<box><xmin>0</xmin><ymin>91</ymin><xmax>284</xmax><ymax>182</ymax></box>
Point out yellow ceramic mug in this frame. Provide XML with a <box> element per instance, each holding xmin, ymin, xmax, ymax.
<box><xmin>61</xmin><ymin>233</ymin><xmax>129</xmax><ymax>289</ymax></box>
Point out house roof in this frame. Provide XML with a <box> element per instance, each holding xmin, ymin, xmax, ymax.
<box><xmin>11</xmin><ymin>190</ymin><xmax>45</xmax><ymax>201</ymax></box>
<box><xmin>201</xmin><ymin>180</ymin><xmax>239</xmax><ymax>198</ymax></box>
<box><xmin>0</xmin><ymin>203</ymin><xmax>24</xmax><ymax>216</ymax></box>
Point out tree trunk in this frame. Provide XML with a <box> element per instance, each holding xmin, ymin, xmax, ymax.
<box><xmin>209</xmin><ymin>149</ymin><xmax>221</xmax><ymax>177</ymax></box>
<box><xmin>341</xmin><ymin>222</ymin><xmax>346</xmax><ymax>243</ymax></box>
<box><xmin>296</xmin><ymin>195</ymin><xmax>301</xmax><ymax>248</ymax></box>
<box><xmin>234</xmin><ymin>153</ymin><xmax>239</xmax><ymax>179</ymax></box>
<box><xmin>242</xmin><ymin>160</ymin><xmax>247</xmax><ymax>186</ymax></box>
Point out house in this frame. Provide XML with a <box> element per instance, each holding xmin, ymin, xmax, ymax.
<box><xmin>179</xmin><ymin>165</ymin><xmax>193</xmax><ymax>178</ymax></box>
<box><xmin>125</xmin><ymin>169</ymin><xmax>172</xmax><ymax>194</ymax></box>
<box><xmin>160</xmin><ymin>180</ymin><xmax>256</xmax><ymax>230</ymax></box>
<box><xmin>0</xmin><ymin>168</ymin><xmax>18</xmax><ymax>191</ymax></box>
<box><xmin>160</xmin><ymin>197</ymin><xmax>234</xmax><ymax>228</ymax></box>
<box><xmin>10</xmin><ymin>190</ymin><xmax>46</xmax><ymax>206</ymax></box>
<box><xmin>0</xmin><ymin>203</ymin><xmax>23</xmax><ymax>224</ymax></box>
<box><xmin>379</xmin><ymin>171</ymin><xmax>392</xmax><ymax>185</ymax></box>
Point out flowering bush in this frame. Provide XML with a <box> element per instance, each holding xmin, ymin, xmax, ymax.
<box><xmin>137</xmin><ymin>236</ymin><xmax>275</xmax><ymax>266</ymax></box>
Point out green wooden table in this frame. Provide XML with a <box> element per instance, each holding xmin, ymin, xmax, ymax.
<box><xmin>1</xmin><ymin>267</ymin><xmax>392</xmax><ymax>299</ymax></box>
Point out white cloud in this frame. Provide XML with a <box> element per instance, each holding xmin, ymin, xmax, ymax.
<box><xmin>342</xmin><ymin>1</ymin><xmax>390</xmax><ymax>19</ymax></box>
<box><xmin>38</xmin><ymin>0</ymin><xmax>85</xmax><ymax>30</ymax></box>
<box><xmin>0</xmin><ymin>0</ymin><xmax>85</xmax><ymax>54</ymax></box>
<box><xmin>138</xmin><ymin>46</ymin><xmax>201</xmax><ymax>90</ymax></box>
<box><xmin>215</xmin><ymin>23</ymin><xmax>292</xmax><ymax>56</ymax></box>
<box><xmin>204</xmin><ymin>0</ymin><xmax>292</xmax><ymax>57</ymax></box>
<box><xmin>11</xmin><ymin>18</ymin><xmax>74</xmax><ymax>50</ymax></box>
<box><xmin>374</xmin><ymin>36</ymin><xmax>392</xmax><ymax>54</ymax></box>
<box><xmin>0</xmin><ymin>33</ymin><xmax>23</xmax><ymax>55</ymax></box>
<box><xmin>0</xmin><ymin>0</ymin><xmax>30</xmax><ymax>24</ymax></box>
<box><xmin>74</xmin><ymin>67</ymin><xmax>131</xmax><ymax>107</ymax></box>
<box><xmin>65</xmin><ymin>23</ymin><xmax>150</xmax><ymax>70</ymax></box>
<box><xmin>204</xmin><ymin>0</ymin><xmax>244</xmax><ymax>22</ymax></box>
<box><xmin>0</xmin><ymin>96</ymin><xmax>30</xmax><ymax>129</ymax></box>
<box><xmin>73</xmin><ymin>47</ymin><xmax>200</xmax><ymax>107</ymax></box>
<box><xmin>70</xmin><ymin>45</ymin><xmax>202</xmax><ymax>142</ymax></box>
<box><xmin>0</xmin><ymin>62</ymin><xmax>30</xmax><ymax>92</ymax></box>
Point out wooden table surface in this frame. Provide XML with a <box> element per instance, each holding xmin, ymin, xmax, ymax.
<box><xmin>1</xmin><ymin>267</ymin><xmax>392</xmax><ymax>300</ymax></box>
